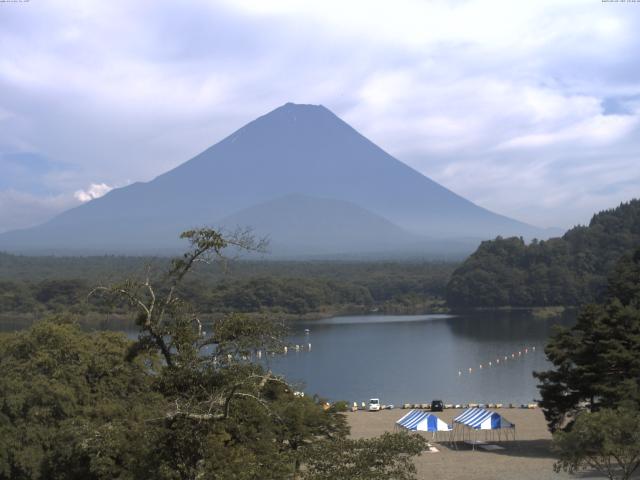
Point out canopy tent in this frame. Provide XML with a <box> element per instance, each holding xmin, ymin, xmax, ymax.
<box><xmin>396</xmin><ymin>410</ymin><xmax>451</xmax><ymax>440</ymax></box>
<box><xmin>450</xmin><ymin>408</ymin><xmax>516</xmax><ymax>448</ymax></box>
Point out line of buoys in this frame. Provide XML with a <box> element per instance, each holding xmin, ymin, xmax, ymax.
<box><xmin>221</xmin><ymin>340</ymin><xmax>316</xmax><ymax>364</ymax></box>
<box><xmin>281</xmin><ymin>343</ymin><xmax>312</xmax><ymax>354</ymax></box>
<box><xmin>458</xmin><ymin>346</ymin><xmax>538</xmax><ymax>376</ymax></box>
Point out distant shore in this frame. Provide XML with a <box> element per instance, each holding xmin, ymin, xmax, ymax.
<box><xmin>0</xmin><ymin>304</ymin><xmax>573</xmax><ymax>333</ymax></box>
<box><xmin>0</xmin><ymin>301</ymin><xmax>451</xmax><ymax>330</ymax></box>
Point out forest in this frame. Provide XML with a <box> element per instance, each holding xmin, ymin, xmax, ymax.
<box><xmin>0</xmin><ymin>228</ymin><xmax>427</xmax><ymax>480</ymax></box>
<box><xmin>446</xmin><ymin>199</ymin><xmax>640</xmax><ymax>308</ymax></box>
<box><xmin>0</xmin><ymin>255</ymin><xmax>455</xmax><ymax>318</ymax></box>
<box><xmin>4</xmin><ymin>199</ymin><xmax>639</xmax><ymax>317</ymax></box>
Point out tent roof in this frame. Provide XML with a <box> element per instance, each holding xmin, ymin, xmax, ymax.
<box><xmin>396</xmin><ymin>410</ymin><xmax>451</xmax><ymax>431</ymax></box>
<box><xmin>453</xmin><ymin>408</ymin><xmax>514</xmax><ymax>430</ymax></box>
<box><xmin>397</xmin><ymin>410</ymin><xmax>430</xmax><ymax>429</ymax></box>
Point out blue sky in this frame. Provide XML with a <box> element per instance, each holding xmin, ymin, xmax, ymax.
<box><xmin>0</xmin><ymin>0</ymin><xmax>639</xmax><ymax>233</ymax></box>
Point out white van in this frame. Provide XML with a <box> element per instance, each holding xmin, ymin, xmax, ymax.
<box><xmin>368</xmin><ymin>398</ymin><xmax>381</xmax><ymax>411</ymax></box>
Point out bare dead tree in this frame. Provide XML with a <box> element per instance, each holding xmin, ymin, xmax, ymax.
<box><xmin>90</xmin><ymin>227</ymin><xmax>269</xmax><ymax>368</ymax></box>
<box><xmin>88</xmin><ymin>227</ymin><xmax>295</xmax><ymax>424</ymax></box>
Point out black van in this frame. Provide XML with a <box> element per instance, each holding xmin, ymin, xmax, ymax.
<box><xmin>431</xmin><ymin>400</ymin><xmax>444</xmax><ymax>412</ymax></box>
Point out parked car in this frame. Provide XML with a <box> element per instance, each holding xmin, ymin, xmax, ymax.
<box><xmin>431</xmin><ymin>399</ymin><xmax>444</xmax><ymax>412</ymax></box>
<box><xmin>368</xmin><ymin>398</ymin><xmax>381</xmax><ymax>411</ymax></box>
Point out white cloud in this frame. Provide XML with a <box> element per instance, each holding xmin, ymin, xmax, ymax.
<box><xmin>496</xmin><ymin>113</ymin><xmax>639</xmax><ymax>150</ymax></box>
<box><xmin>0</xmin><ymin>0</ymin><xmax>639</xmax><ymax>230</ymax></box>
<box><xmin>0</xmin><ymin>181</ymin><xmax>115</xmax><ymax>233</ymax></box>
<box><xmin>73</xmin><ymin>183</ymin><xmax>112</xmax><ymax>203</ymax></box>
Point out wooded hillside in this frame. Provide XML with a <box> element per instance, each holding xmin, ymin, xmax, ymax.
<box><xmin>446</xmin><ymin>199</ymin><xmax>640</xmax><ymax>307</ymax></box>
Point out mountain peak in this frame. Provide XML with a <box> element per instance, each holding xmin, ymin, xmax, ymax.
<box><xmin>264</xmin><ymin>102</ymin><xmax>333</xmax><ymax>121</ymax></box>
<box><xmin>224</xmin><ymin>101</ymin><xmax>346</xmax><ymax>146</ymax></box>
<box><xmin>280</xmin><ymin>101</ymin><xmax>326</xmax><ymax>110</ymax></box>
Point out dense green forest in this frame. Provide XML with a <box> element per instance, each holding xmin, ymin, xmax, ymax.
<box><xmin>0</xmin><ymin>254</ymin><xmax>455</xmax><ymax>318</ymax></box>
<box><xmin>446</xmin><ymin>199</ymin><xmax>640</xmax><ymax>308</ymax></box>
<box><xmin>0</xmin><ymin>228</ymin><xmax>426</xmax><ymax>480</ymax></box>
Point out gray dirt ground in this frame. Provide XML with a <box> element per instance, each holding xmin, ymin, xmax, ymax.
<box><xmin>346</xmin><ymin>408</ymin><xmax>614</xmax><ymax>480</ymax></box>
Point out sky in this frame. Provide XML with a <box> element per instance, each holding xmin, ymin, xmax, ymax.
<box><xmin>0</xmin><ymin>0</ymin><xmax>639</xmax><ymax>233</ymax></box>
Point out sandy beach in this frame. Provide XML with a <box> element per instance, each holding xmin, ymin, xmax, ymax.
<box><xmin>347</xmin><ymin>408</ymin><xmax>607</xmax><ymax>480</ymax></box>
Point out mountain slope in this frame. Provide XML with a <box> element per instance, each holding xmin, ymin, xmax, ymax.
<box><xmin>446</xmin><ymin>199</ymin><xmax>640</xmax><ymax>307</ymax></box>
<box><xmin>217</xmin><ymin>194</ymin><xmax>420</xmax><ymax>256</ymax></box>
<box><xmin>0</xmin><ymin>102</ymin><xmax>546</xmax><ymax>255</ymax></box>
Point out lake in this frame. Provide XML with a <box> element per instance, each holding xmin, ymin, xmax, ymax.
<box><xmin>0</xmin><ymin>309</ymin><xmax>574</xmax><ymax>406</ymax></box>
<box><xmin>267</xmin><ymin>310</ymin><xmax>575</xmax><ymax>406</ymax></box>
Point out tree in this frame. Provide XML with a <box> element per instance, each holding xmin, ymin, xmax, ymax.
<box><xmin>553</xmin><ymin>408</ymin><xmax>640</xmax><ymax>480</ymax></box>
<box><xmin>0</xmin><ymin>226</ymin><xmax>424</xmax><ymax>480</ymax></box>
<box><xmin>534</xmin><ymin>248</ymin><xmax>640</xmax><ymax>432</ymax></box>
<box><xmin>534</xmin><ymin>249</ymin><xmax>640</xmax><ymax>478</ymax></box>
<box><xmin>0</xmin><ymin>319</ymin><xmax>164</xmax><ymax>480</ymax></box>
<box><xmin>447</xmin><ymin>199</ymin><xmax>640</xmax><ymax>308</ymax></box>
<box><xmin>107</xmin><ymin>228</ymin><xmax>425</xmax><ymax>478</ymax></box>
<box><xmin>301</xmin><ymin>432</ymin><xmax>427</xmax><ymax>480</ymax></box>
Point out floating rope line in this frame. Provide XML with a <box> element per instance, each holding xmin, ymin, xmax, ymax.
<box><xmin>457</xmin><ymin>345</ymin><xmax>538</xmax><ymax>376</ymax></box>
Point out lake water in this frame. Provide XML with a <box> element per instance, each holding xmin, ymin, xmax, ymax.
<box><xmin>0</xmin><ymin>310</ymin><xmax>574</xmax><ymax>406</ymax></box>
<box><xmin>267</xmin><ymin>310</ymin><xmax>575</xmax><ymax>406</ymax></box>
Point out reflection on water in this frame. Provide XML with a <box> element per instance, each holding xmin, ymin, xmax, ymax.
<box><xmin>267</xmin><ymin>310</ymin><xmax>575</xmax><ymax>405</ymax></box>
<box><xmin>1</xmin><ymin>310</ymin><xmax>574</xmax><ymax>405</ymax></box>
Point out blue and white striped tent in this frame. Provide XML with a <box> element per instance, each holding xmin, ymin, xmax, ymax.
<box><xmin>451</xmin><ymin>408</ymin><xmax>516</xmax><ymax>446</ymax></box>
<box><xmin>396</xmin><ymin>410</ymin><xmax>451</xmax><ymax>433</ymax></box>
<box><xmin>454</xmin><ymin>408</ymin><xmax>514</xmax><ymax>430</ymax></box>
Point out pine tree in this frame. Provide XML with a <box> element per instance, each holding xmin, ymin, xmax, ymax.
<box><xmin>534</xmin><ymin>248</ymin><xmax>640</xmax><ymax>432</ymax></box>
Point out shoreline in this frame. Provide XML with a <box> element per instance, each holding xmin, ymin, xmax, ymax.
<box><xmin>0</xmin><ymin>303</ymin><xmax>450</xmax><ymax>328</ymax></box>
<box><xmin>0</xmin><ymin>302</ymin><xmax>575</xmax><ymax>328</ymax></box>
